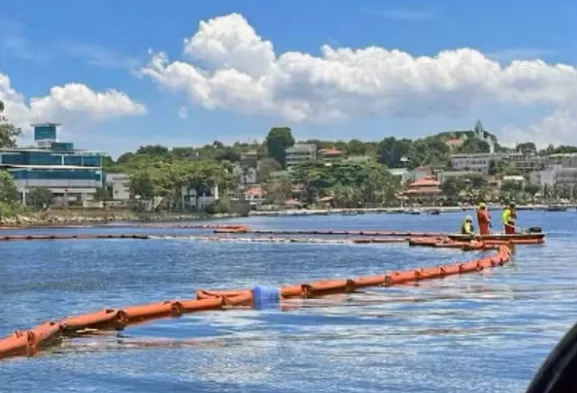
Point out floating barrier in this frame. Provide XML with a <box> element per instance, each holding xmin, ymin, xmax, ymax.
<box><xmin>215</xmin><ymin>228</ymin><xmax>446</xmax><ymax>237</ymax></box>
<box><xmin>0</xmin><ymin>244</ymin><xmax>512</xmax><ymax>361</ymax></box>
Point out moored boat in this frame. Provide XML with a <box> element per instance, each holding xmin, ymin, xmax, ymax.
<box><xmin>447</xmin><ymin>232</ymin><xmax>545</xmax><ymax>243</ymax></box>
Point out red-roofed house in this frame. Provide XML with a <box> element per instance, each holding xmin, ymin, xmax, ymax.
<box><xmin>319</xmin><ymin>147</ymin><xmax>344</xmax><ymax>164</ymax></box>
<box><xmin>243</xmin><ymin>185</ymin><xmax>266</xmax><ymax>207</ymax></box>
<box><xmin>445</xmin><ymin>138</ymin><xmax>465</xmax><ymax>150</ymax></box>
<box><xmin>404</xmin><ymin>176</ymin><xmax>443</xmax><ymax>203</ymax></box>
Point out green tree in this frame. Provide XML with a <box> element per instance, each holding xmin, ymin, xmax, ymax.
<box><xmin>265</xmin><ymin>127</ymin><xmax>295</xmax><ymax>167</ymax></box>
<box><xmin>516</xmin><ymin>142</ymin><xmax>537</xmax><ymax>153</ymax></box>
<box><xmin>456</xmin><ymin>138</ymin><xmax>490</xmax><ymax>154</ymax></box>
<box><xmin>257</xmin><ymin>157</ymin><xmax>282</xmax><ymax>182</ymax></box>
<box><xmin>0</xmin><ymin>170</ymin><xmax>20</xmax><ymax>204</ymax></box>
<box><xmin>0</xmin><ymin>123</ymin><xmax>22</xmax><ymax>148</ymax></box>
<box><xmin>27</xmin><ymin>187</ymin><xmax>53</xmax><ymax>209</ymax></box>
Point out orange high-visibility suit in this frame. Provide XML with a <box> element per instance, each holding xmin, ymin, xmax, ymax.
<box><xmin>477</xmin><ymin>208</ymin><xmax>491</xmax><ymax>235</ymax></box>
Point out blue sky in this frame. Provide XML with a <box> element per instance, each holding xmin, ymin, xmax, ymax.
<box><xmin>1</xmin><ymin>0</ymin><xmax>576</xmax><ymax>157</ymax></box>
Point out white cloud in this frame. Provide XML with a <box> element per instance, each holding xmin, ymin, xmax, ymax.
<box><xmin>139</xmin><ymin>13</ymin><xmax>577</xmax><ymax>143</ymax></box>
<box><xmin>500</xmin><ymin>102</ymin><xmax>577</xmax><ymax>147</ymax></box>
<box><xmin>0</xmin><ymin>72</ymin><xmax>146</xmax><ymax>132</ymax></box>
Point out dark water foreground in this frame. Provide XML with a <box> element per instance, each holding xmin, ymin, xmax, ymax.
<box><xmin>0</xmin><ymin>212</ymin><xmax>575</xmax><ymax>393</ymax></box>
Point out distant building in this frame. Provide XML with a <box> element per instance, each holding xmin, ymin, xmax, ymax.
<box><xmin>106</xmin><ymin>173</ymin><xmax>130</xmax><ymax>201</ymax></box>
<box><xmin>545</xmin><ymin>153</ymin><xmax>577</xmax><ymax>168</ymax></box>
<box><xmin>243</xmin><ymin>185</ymin><xmax>266</xmax><ymax>207</ymax></box>
<box><xmin>240</xmin><ymin>150</ymin><xmax>259</xmax><ymax>168</ymax></box>
<box><xmin>182</xmin><ymin>184</ymin><xmax>219</xmax><ymax>210</ymax></box>
<box><xmin>507</xmin><ymin>151</ymin><xmax>544</xmax><ymax>173</ymax></box>
<box><xmin>530</xmin><ymin>165</ymin><xmax>577</xmax><ymax>189</ymax></box>
<box><xmin>450</xmin><ymin>153</ymin><xmax>501</xmax><ymax>174</ymax></box>
<box><xmin>285</xmin><ymin>143</ymin><xmax>317</xmax><ymax>169</ymax></box>
<box><xmin>0</xmin><ymin>123</ymin><xmax>103</xmax><ymax>204</ymax></box>
<box><xmin>319</xmin><ymin>147</ymin><xmax>344</xmax><ymax>164</ymax></box>
<box><xmin>404</xmin><ymin>177</ymin><xmax>443</xmax><ymax>204</ymax></box>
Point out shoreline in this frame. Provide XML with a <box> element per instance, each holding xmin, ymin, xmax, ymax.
<box><xmin>1</xmin><ymin>204</ymin><xmax>574</xmax><ymax>229</ymax></box>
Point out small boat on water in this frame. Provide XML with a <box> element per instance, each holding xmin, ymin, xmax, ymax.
<box><xmin>405</xmin><ymin>209</ymin><xmax>421</xmax><ymax>215</ymax></box>
<box><xmin>448</xmin><ymin>231</ymin><xmax>545</xmax><ymax>243</ymax></box>
<box><xmin>428</xmin><ymin>209</ymin><xmax>441</xmax><ymax>215</ymax></box>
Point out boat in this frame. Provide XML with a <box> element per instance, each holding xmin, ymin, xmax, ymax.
<box><xmin>428</xmin><ymin>209</ymin><xmax>441</xmax><ymax>215</ymax></box>
<box><xmin>546</xmin><ymin>204</ymin><xmax>568</xmax><ymax>212</ymax></box>
<box><xmin>405</xmin><ymin>209</ymin><xmax>421</xmax><ymax>215</ymax></box>
<box><xmin>447</xmin><ymin>231</ymin><xmax>545</xmax><ymax>243</ymax></box>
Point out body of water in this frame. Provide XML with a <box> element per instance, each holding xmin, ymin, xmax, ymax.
<box><xmin>0</xmin><ymin>211</ymin><xmax>575</xmax><ymax>392</ymax></box>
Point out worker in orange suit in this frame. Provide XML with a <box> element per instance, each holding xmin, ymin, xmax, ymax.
<box><xmin>476</xmin><ymin>202</ymin><xmax>491</xmax><ymax>235</ymax></box>
<box><xmin>502</xmin><ymin>201</ymin><xmax>517</xmax><ymax>234</ymax></box>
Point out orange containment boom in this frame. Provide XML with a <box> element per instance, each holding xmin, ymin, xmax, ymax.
<box><xmin>0</xmin><ymin>244</ymin><xmax>512</xmax><ymax>361</ymax></box>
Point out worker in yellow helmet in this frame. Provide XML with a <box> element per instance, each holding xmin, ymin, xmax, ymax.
<box><xmin>461</xmin><ymin>215</ymin><xmax>475</xmax><ymax>235</ymax></box>
<box><xmin>502</xmin><ymin>201</ymin><xmax>517</xmax><ymax>234</ymax></box>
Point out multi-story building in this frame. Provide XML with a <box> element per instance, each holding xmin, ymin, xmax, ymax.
<box><xmin>0</xmin><ymin>123</ymin><xmax>103</xmax><ymax>204</ymax></box>
<box><xmin>507</xmin><ymin>151</ymin><xmax>544</xmax><ymax>173</ymax></box>
<box><xmin>285</xmin><ymin>143</ymin><xmax>317</xmax><ymax>169</ymax></box>
<box><xmin>531</xmin><ymin>165</ymin><xmax>577</xmax><ymax>189</ymax></box>
<box><xmin>449</xmin><ymin>153</ymin><xmax>501</xmax><ymax>174</ymax></box>
<box><xmin>545</xmin><ymin>153</ymin><xmax>577</xmax><ymax>168</ymax></box>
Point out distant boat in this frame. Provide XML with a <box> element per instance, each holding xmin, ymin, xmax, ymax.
<box><xmin>546</xmin><ymin>205</ymin><xmax>568</xmax><ymax>212</ymax></box>
<box><xmin>406</xmin><ymin>209</ymin><xmax>421</xmax><ymax>215</ymax></box>
<box><xmin>428</xmin><ymin>209</ymin><xmax>441</xmax><ymax>215</ymax></box>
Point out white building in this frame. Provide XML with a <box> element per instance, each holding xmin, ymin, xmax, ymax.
<box><xmin>285</xmin><ymin>144</ymin><xmax>317</xmax><ymax>169</ymax></box>
<box><xmin>507</xmin><ymin>151</ymin><xmax>544</xmax><ymax>173</ymax></box>
<box><xmin>106</xmin><ymin>173</ymin><xmax>130</xmax><ymax>200</ymax></box>
<box><xmin>450</xmin><ymin>153</ymin><xmax>501</xmax><ymax>174</ymax></box>
<box><xmin>545</xmin><ymin>153</ymin><xmax>577</xmax><ymax>168</ymax></box>
<box><xmin>530</xmin><ymin>165</ymin><xmax>577</xmax><ymax>188</ymax></box>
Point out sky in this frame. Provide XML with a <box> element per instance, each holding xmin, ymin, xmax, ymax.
<box><xmin>0</xmin><ymin>0</ymin><xmax>576</xmax><ymax>158</ymax></box>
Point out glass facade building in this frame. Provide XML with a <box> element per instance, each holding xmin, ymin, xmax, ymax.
<box><xmin>0</xmin><ymin>123</ymin><xmax>104</xmax><ymax>203</ymax></box>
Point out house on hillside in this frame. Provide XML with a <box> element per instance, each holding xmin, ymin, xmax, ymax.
<box><xmin>403</xmin><ymin>177</ymin><xmax>443</xmax><ymax>204</ymax></box>
<box><xmin>319</xmin><ymin>147</ymin><xmax>344</xmax><ymax>165</ymax></box>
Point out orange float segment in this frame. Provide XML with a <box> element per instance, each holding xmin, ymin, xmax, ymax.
<box><xmin>0</xmin><ymin>331</ymin><xmax>30</xmax><ymax>359</ymax></box>
<box><xmin>27</xmin><ymin>322</ymin><xmax>62</xmax><ymax>355</ymax></box>
<box><xmin>60</xmin><ymin>309</ymin><xmax>126</xmax><ymax>332</ymax></box>
<box><xmin>196</xmin><ymin>289</ymin><xmax>249</xmax><ymax>299</ymax></box>
<box><xmin>179</xmin><ymin>297</ymin><xmax>224</xmax><ymax>312</ymax></box>
<box><xmin>121</xmin><ymin>301</ymin><xmax>182</xmax><ymax>324</ymax></box>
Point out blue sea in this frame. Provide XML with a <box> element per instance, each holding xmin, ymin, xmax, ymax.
<box><xmin>0</xmin><ymin>211</ymin><xmax>575</xmax><ymax>393</ymax></box>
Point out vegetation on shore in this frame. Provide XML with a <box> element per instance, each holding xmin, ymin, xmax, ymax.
<box><xmin>2</xmin><ymin>105</ymin><xmax>577</xmax><ymax>222</ymax></box>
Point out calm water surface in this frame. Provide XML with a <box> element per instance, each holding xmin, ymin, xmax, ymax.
<box><xmin>0</xmin><ymin>211</ymin><xmax>576</xmax><ymax>393</ymax></box>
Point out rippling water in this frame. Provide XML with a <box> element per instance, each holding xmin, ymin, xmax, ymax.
<box><xmin>1</xmin><ymin>211</ymin><xmax>576</xmax><ymax>392</ymax></box>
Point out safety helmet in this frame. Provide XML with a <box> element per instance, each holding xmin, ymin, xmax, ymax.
<box><xmin>509</xmin><ymin>201</ymin><xmax>516</xmax><ymax>207</ymax></box>
<box><xmin>465</xmin><ymin>215</ymin><xmax>473</xmax><ymax>221</ymax></box>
